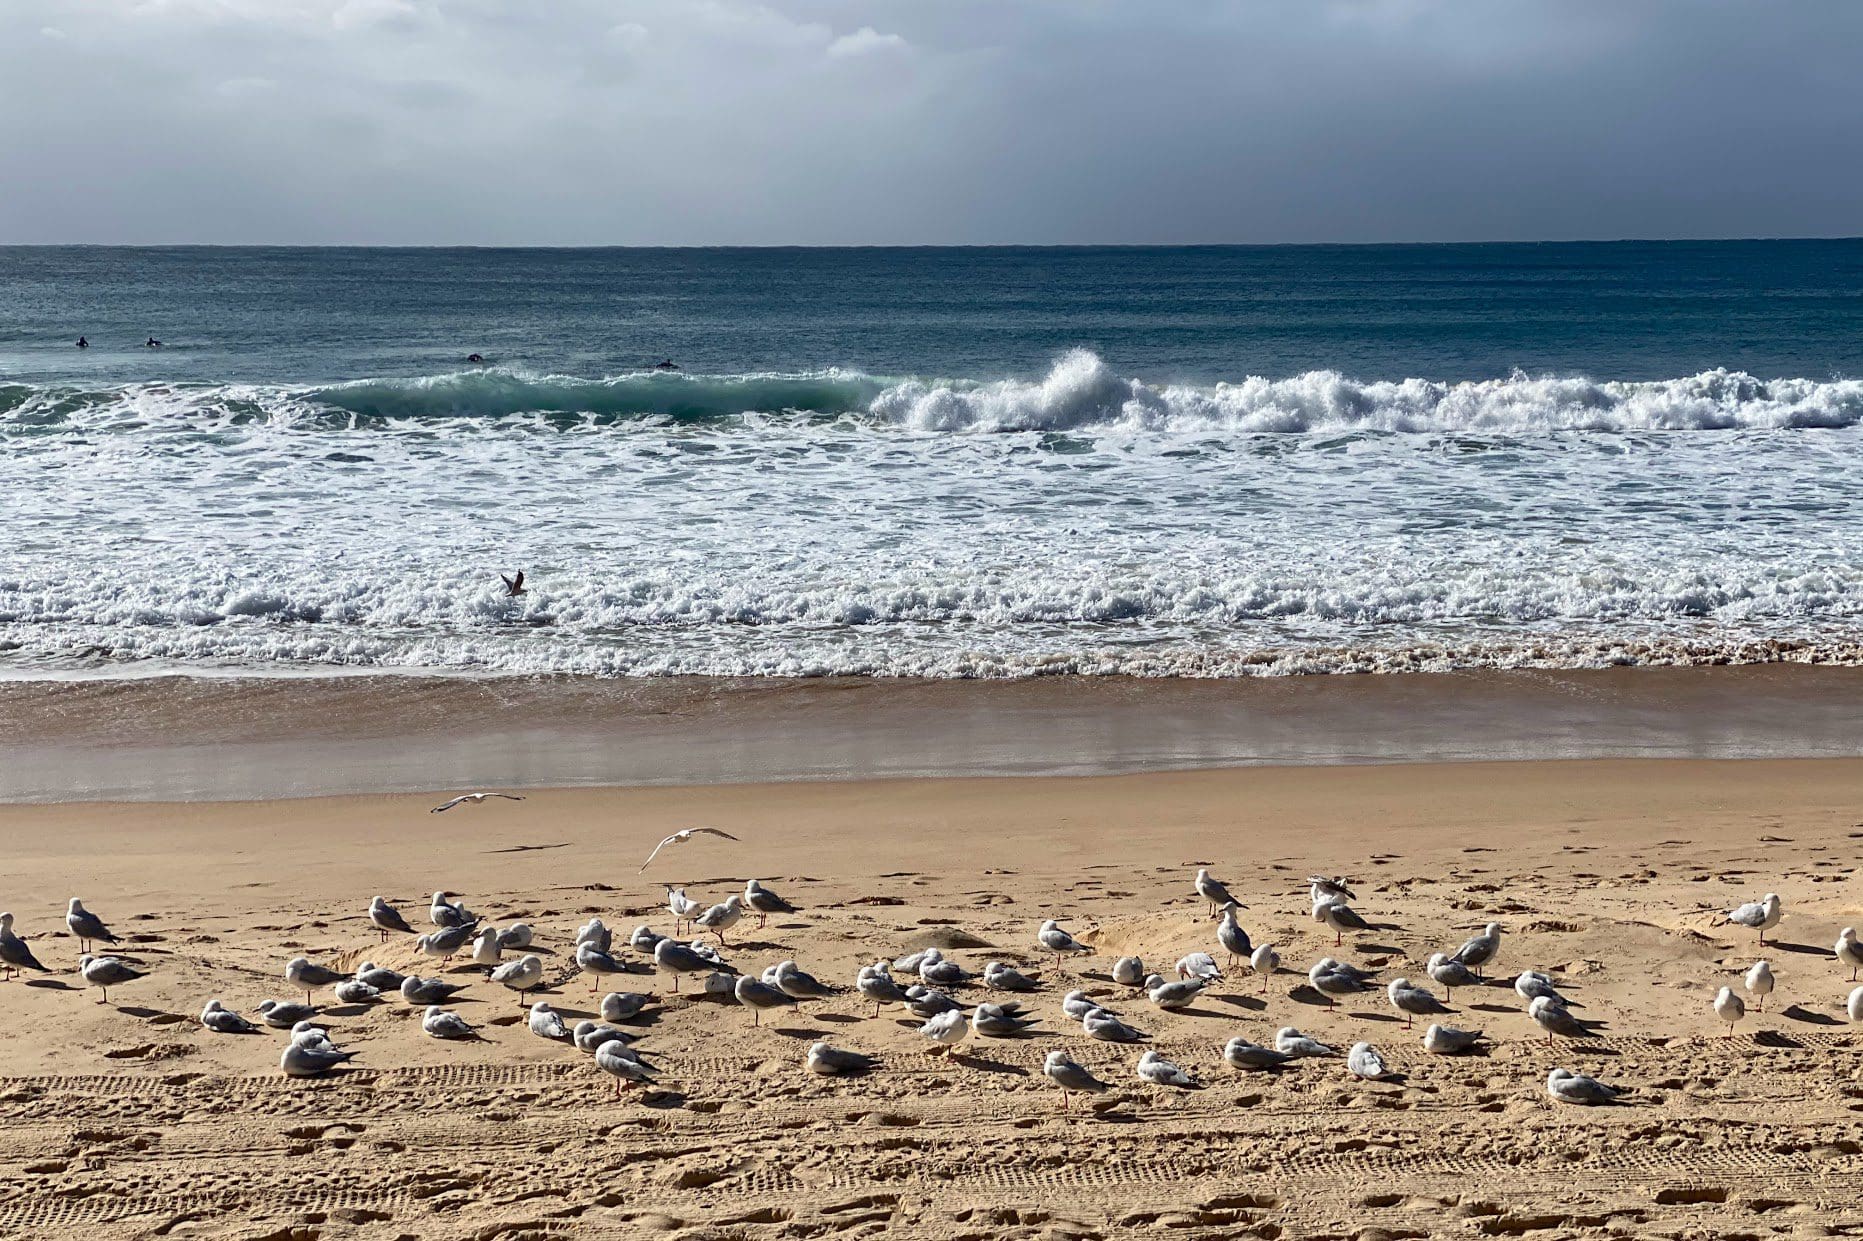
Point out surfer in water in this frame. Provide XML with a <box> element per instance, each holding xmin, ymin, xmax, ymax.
<box><xmin>467</xmin><ymin>353</ymin><xmax>485</xmax><ymax>364</ymax></box>
<box><xmin>145</xmin><ymin>337</ymin><xmax>162</xmax><ymax>348</ymax></box>
<box><xmin>653</xmin><ymin>359</ymin><xmax>678</xmax><ymax>371</ymax></box>
<box><xmin>76</xmin><ymin>336</ymin><xmax>88</xmax><ymax>348</ymax></box>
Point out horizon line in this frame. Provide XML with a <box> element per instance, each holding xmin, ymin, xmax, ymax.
<box><xmin>3</xmin><ymin>235</ymin><xmax>1862</xmax><ymax>252</ymax></box>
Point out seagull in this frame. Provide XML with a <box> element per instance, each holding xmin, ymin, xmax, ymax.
<box><xmin>1451</xmin><ymin>923</ymin><xmax>1503</xmax><ymax>978</ymax></box>
<box><xmin>1082</xmin><ymin>1007</ymin><xmax>1146</xmax><ymax>1043</ymax></box>
<box><xmin>1308</xmin><ymin>958</ymin><xmax>1373</xmax><ymax>1009</ymax></box>
<box><xmin>66</xmin><ymin>899</ymin><xmax>118</xmax><ymax>954</ymax></box>
<box><xmin>200</xmin><ymin>999</ymin><xmax>258</xmax><ymax>1034</ymax></box>
<box><xmin>577</xmin><ymin>917</ymin><xmax>613</xmax><ymax>951</ymax></box>
<box><xmin>1514</xmin><ymin>970</ymin><xmax>1570</xmax><ymax>1007</ymax></box>
<box><xmin>423</xmin><ymin>1006</ymin><xmax>475</xmax><ymax>1040</ymax></box>
<box><xmin>1529</xmin><ymin>995</ymin><xmax>1602</xmax><ymax>1042</ymax></box>
<box><xmin>665</xmin><ymin>887</ymin><xmax>702</xmax><ymax>935</ymax></box>
<box><xmin>1222</xmin><ymin>1037</ymin><xmax>1291</xmax><ymax>1072</ymax></box>
<box><xmin>416</xmin><ymin>923</ymin><xmax>479</xmax><ymax>962</ymax></box>
<box><xmin>1061</xmin><ymin>990</ymin><xmax>1102</xmax><ymax>1021</ymax></box>
<box><xmin>734</xmin><ymin>975</ymin><xmax>795</xmax><ymax>1026</ymax></box>
<box><xmin>497</xmin><ymin>923</ymin><xmax>534</xmax><ymax>950</ymax></box>
<box><xmin>970</xmin><ymin>1001</ymin><xmax>1036</xmax><ymax>1037</ymax></box>
<box><xmin>282</xmin><ymin>1040</ymin><xmax>356</xmax><ymax>1077</ymax></box>
<box><xmin>355</xmin><ymin>962</ymin><xmax>406</xmax><ymax>991</ymax></box>
<box><xmin>500</xmin><ymin>570</ymin><xmax>527</xmax><ymax>597</ymax></box>
<box><xmin>1111</xmin><ymin>956</ymin><xmax>1145</xmax><ymax>988</ymax></box>
<box><xmin>772</xmin><ymin>960</ymin><xmax>836</xmax><ymax>1002</ymax></box>
<box><xmin>1274</xmin><ymin>1028</ymin><xmax>1337</xmax><ymax>1058</ymax></box>
<box><xmin>917</xmin><ymin>1008</ymin><xmax>968</xmax><ymax>1055</ymax></box>
<box><xmin>1744</xmin><ymin>960</ymin><xmax>1774</xmax><ymax>1012</ymax></box>
<box><xmin>1308</xmin><ymin>875</ymin><xmax>1356</xmax><ymax>904</ymax></box>
<box><xmin>529</xmin><ymin>1001</ymin><xmax>570</xmax><ymax>1039</ymax></box>
<box><xmin>1194</xmin><ymin>869</ymin><xmax>1236</xmax><ymax>919</ymax></box>
<box><xmin>256</xmin><ymin>999</ymin><xmax>317</xmax><ymax>1028</ymax></box>
<box><xmin>0</xmin><ymin>913</ymin><xmax>48</xmax><ymax>979</ymax></box>
<box><xmin>576</xmin><ymin>942</ymin><xmax>629</xmax><ymax>993</ymax></box>
<box><xmin>332</xmin><ymin>978</ymin><xmax>380</xmax><ymax>1005</ymax></box>
<box><xmin>1386</xmin><ymin>978</ymin><xmax>1450</xmax><ymax>1029</ymax></box>
<box><xmin>595</xmin><ymin>1041</ymin><xmax>658</xmax><ymax>1096</ymax></box>
<box><xmin>1713</xmin><ymin>985</ymin><xmax>1745</xmax><ymax>1037</ymax></box>
<box><xmin>906</xmin><ymin>985</ymin><xmax>962</xmax><ymax>1018</ymax></box>
<box><xmin>492</xmin><ymin>954</ymin><xmax>545</xmax><ymax>1001</ymax></box>
<box><xmin>1248</xmin><ymin>943</ymin><xmax>1279</xmax><ymax>992</ymax></box>
<box><xmin>572</xmin><ymin>1021</ymin><xmax>632</xmax><ymax>1054</ymax></box>
<box><xmin>284</xmin><ymin>957</ymin><xmax>346</xmax><ymax>1003</ymax></box>
<box><xmin>399</xmin><ymin>975</ymin><xmax>467</xmax><ymax>1006</ymax></box>
<box><xmin>1136</xmin><ymin>1049</ymin><xmax>1198</xmax><ymax>1088</ymax></box>
<box><xmin>1175</xmin><ymin>952</ymin><xmax>1222</xmax><ymax>982</ymax></box>
<box><xmin>918</xmin><ymin>950</ymin><xmax>971</xmax><ymax>988</ymax></box>
<box><xmin>743</xmin><ymin>879</ymin><xmax>797</xmax><ymax>929</ymax></box>
<box><xmin>1037</xmin><ymin>920</ymin><xmax>1093</xmax><ymax>968</ymax></box>
<box><xmin>77</xmin><ymin>954</ymin><xmax>142</xmax><ymax>1002</ymax></box>
<box><xmin>856</xmin><ymin>964</ymin><xmax>908</xmax><ymax>1015</ymax></box>
<box><xmin>638</xmin><ymin>827</ymin><xmax>741</xmax><ymax>873</ymax></box>
<box><xmin>1849</xmin><ymin>985</ymin><xmax>1863</xmax><ymax>1023</ymax></box>
<box><xmin>429</xmin><ymin>793</ymin><xmax>525</xmax><ymax>814</ymax></box>
<box><xmin>1837</xmin><ymin>929</ymin><xmax>1863</xmax><ymax>982</ymax></box>
<box><xmin>1422</xmin><ymin>1023</ymin><xmax>1486</xmax><ymax>1055</ymax></box>
<box><xmin>982</xmin><ymin>961</ymin><xmax>1039</xmax><ymax>992</ymax></box>
<box><xmin>1216</xmin><ymin>903</ymin><xmax>1252</xmax><ymax>967</ymax></box>
<box><xmin>1144</xmin><ymin>973</ymin><xmax>1206</xmax><ymax>1011</ymax></box>
<box><xmin>807</xmin><ymin>1042</ymin><xmax>875</xmax><ymax>1076</ymax></box>
<box><xmin>1547</xmin><ymin>1067</ymin><xmax>1621</xmax><ymax>1105</ymax></box>
<box><xmin>600</xmin><ymin>992</ymin><xmax>651</xmax><ymax>1023</ymax></box>
<box><xmin>368</xmin><ymin>896</ymin><xmax>417</xmax><ymax>941</ymax></box>
<box><xmin>652</xmin><ymin>939</ymin><xmax>718</xmax><ymax>991</ymax></box>
<box><xmin>1720</xmin><ymin>893</ymin><xmax>1782</xmax><ymax>946</ymax></box>
<box><xmin>290</xmin><ymin>1020</ymin><xmax>334</xmax><ymax>1047</ymax></box>
<box><xmin>470</xmin><ymin>927</ymin><xmax>503</xmax><ymax>973</ymax></box>
<box><xmin>1043</xmin><ymin>1050</ymin><xmax>1111</xmax><ymax>1111</ymax></box>
<box><xmin>629</xmin><ymin>926</ymin><xmax>665</xmax><ymax>956</ymax></box>
<box><xmin>694</xmin><ymin>895</ymin><xmax>745</xmax><ymax>944</ymax></box>
<box><xmin>1313</xmin><ymin>898</ymin><xmax>1370</xmax><ymax>947</ymax></box>
<box><xmin>1346</xmin><ymin>1042</ymin><xmax>1388</xmax><ymax>1080</ymax></box>
<box><xmin>1427</xmin><ymin>952</ymin><xmax>1481</xmax><ymax>997</ymax></box>
<box><xmin>428</xmin><ymin>892</ymin><xmax>476</xmax><ymax>927</ymax></box>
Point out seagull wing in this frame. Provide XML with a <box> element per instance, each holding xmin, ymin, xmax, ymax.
<box><xmin>638</xmin><ymin>835</ymin><xmax>678</xmax><ymax>872</ymax></box>
<box><xmin>493</xmin><ymin>793</ymin><xmax>526</xmax><ymax>802</ymax></box>
<box><xmin>431</xmin><ymin>796</ymin><xmax>468</xmax><ymax>814</ymax></box>
<box><xmin>689</xmin><ymin>827</ymin><xmax>740</xmax><ymax>841</ymax></box>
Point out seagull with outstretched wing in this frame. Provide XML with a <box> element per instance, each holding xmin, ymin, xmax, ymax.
<box><xmin>501</xmin><ymin>571</ymin><xmax>526</xmax><ymax>597</ymax></box>
<box><xmin>431</xmin><ymin>792</ymin><xmax>526</xmax><ymax>814</ymax></box>
<box><xmin>638</xmin><ymin>826</ymin><xmax>740</xmax><ymax>872</ymax></box>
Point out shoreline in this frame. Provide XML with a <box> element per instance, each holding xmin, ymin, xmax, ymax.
<box><xmin>6</xmin><ymin>662</ymin><xmax>1863</xmax><ymax>802</ymax></box>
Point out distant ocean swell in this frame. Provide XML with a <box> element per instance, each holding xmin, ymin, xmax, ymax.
<box><xmin>5</xmin><ymin>350</ymin><xmax>1863</xmax><ymax>433</ymax></box>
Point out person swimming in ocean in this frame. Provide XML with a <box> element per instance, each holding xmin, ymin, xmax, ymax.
<box><xmin>145</xmin><ymin>337</ymin><xmax>162</xmax><ymax>348</ymax></box>
<box><xmin>467</xmin><ymin>353</ymin><xmax>485</xmax><ymax>364</ymax></box>
<box><xmin>76</xmin><ymin>336</ymin><xmax>88</xmax><ymax>348</ymax></box>
<box><xmin>653</xmin><ymin>359</ymin><xmax>678</xmax><ymax>371</ymax></box>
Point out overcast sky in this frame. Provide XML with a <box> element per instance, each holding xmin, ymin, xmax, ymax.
<box><xmin>3</xmin><ymin>0</ymin><xmax>1860</xmax><ymax>245</ymax></box>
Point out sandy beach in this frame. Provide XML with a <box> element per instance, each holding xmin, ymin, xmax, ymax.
<box><xmin>1</xmin><ymin>756</ymin><xmax>1860</xmax><ymax>1238</ymax></box>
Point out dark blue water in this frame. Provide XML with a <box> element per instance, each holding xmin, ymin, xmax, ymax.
<box><xmin>4</xmin><ymin>240</ymin><xmax>1861</xmax><ymax>386</ymax></box>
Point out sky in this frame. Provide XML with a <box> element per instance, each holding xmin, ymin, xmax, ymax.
<box><xmin>2</xmin><ymin>0</ymin><xmax>1861</xmax><ymax>245</ymax></box>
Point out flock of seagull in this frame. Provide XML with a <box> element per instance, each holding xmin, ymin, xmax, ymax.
<box><xmin>6</xmin><ymin>860</ymin><xmax>1863</xmax><ymax>1112</ymax></box>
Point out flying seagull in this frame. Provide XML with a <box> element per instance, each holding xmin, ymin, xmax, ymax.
<box><xmin>501</xmin><ymin>571</ymin><xmax>526</xmax><ymax>597</ymax></box>
<box><xmin>430</xmin><ymin>792</ymin><xmax>525</xmax><ymax>814</ymax></box>
<box><xmin>638</xmin><ymin>827</ymin><xmax>741</xmax><ymax>872</ymax></box>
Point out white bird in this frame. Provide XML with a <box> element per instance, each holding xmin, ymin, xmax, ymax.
<box><xmin>470</xmin><ymin>927</ymin><xmax>503</xmax><ymax>972</ymax></box>
<box><xmin>1386</xmin><ymin>978</ymin><xmax>1450</xmax><ymax>1029</ymax></box>
<box><xmin>1248</xmin><ymin>942</ymin><xmax>1279</xmax><ymax>993</ymax></box>
<box><xmin>1308</xmin><ymin>958</ymin><xmax>1372</xmax><ymax>1008</ymax></box>
<box><xmin>1837</xmin><ymin>928</ymin><xmax>1863</xmax><ymax>982</ymax></box>
<box><xmin>1547</xmin><ymin>1067</ymin><xmax>1620</xmax><ymax>1105</ymax></box>
<box><xmin>428</xmin><ymin>892</ymin><xmax>475</xmax><ymax>929</ymax></box>
<box><xmin>576</xmin><ymin>917</ymin><xmax>613</xmax><ymax>952</ymax></box>
<box><xmin>856</xmin><ymin>965</ymin><xmax>908</xmax><ymax>1015</ymax></box>
<box><xmin>576</xmin><ymin>942</ymin><xmax>629</xmax><ymax>993</ymax></box>
<box><xmin>331</xmin><ymin>978</ymin><xmax>380</xmax><ymax>1005</ymax></box>
<box><xmin>1112</xmin><ymin>956</ymin><xmax>1146</xmax><ymax>988</ymax></box>
<box><xmin>1713</xmin><ymin>985</ymin><xmax>1745</xmax><ymax>1037</ymax></box>
<box><xmin>1849</xmin><ymin>985</ymin><xmax>1863</xmax><ymax>1023</ymax></box>
<box><xmin>917</xmin><ymin>1008</ymin><xmax>969</xmax><ymax>1054</ymax></box>
<box><xmin>368</xmin><ymin>896</ymin><xmax>416</xmax><ymax>941</ymax></box>
<box><xmin>0</xmin><ymin>913</ymin><xmax>45</xmax><ymax>980</ymax></box>
<box><xmin>1721</xmin><ymin>893</ymin><xmax>1782</xmax><ymax>946</ymax></box>
<box><xmin>355</xmin><ymin>961</ymin><xmax>406</xmax><ymax>991</ymax></box>
<box><xmin>694</xmin><ymin>895</ymin><xmax>745</xmax><ymax>944</ymax></box>
<box><xmin>1529</xmin><ymin>995</ymin><xmax>1600</xmax><ymax>1042</ymax></box>
<box><xmin>983</xmin><ymin>960</ymin><xmax>1039</xmax><ymax>992</ymax></box>
<box><xmin>491</xmin><ymin>954</ymin><xmax>545</xmax><ymax>1001</ymax></box>
<box><xmin>573</xmin><ymin>1021</ymin><xmax>632</xmax><ymax>1054</ymax></box>
<box><xmin>281</xmin><ymin>1040</ymin><xmax>356</xmax><ymax>1077</ymax></box>
<box><xmin>652</xmin><ymin>939</ymin><xmax>718</xmax><ymax>991</ymax></box>
<box><xmin>65</xmin><ymin>899</ymin><xmax>119</xmax><ymax>953</ymax></box>
<box><xmin>1313</xmin><ymin>899</ymin><xmax>1369</xmax><ymax>947</ymax></box>
<box><xmin>601</xmin><ymin>992</ymin><xmax>651</xmax><ymax>1023</ymax></box>
<box><xmin>1037</xmin><ymin>919</ymin><xmax>1093</xmax><ymax>967</ymax></box>
<box><xmin>1451</xmin><ymin>923</ymin><xmax>1503</xmax><ymax>978</ymax></box>
<box><xmin>916</xmin><ymin>949</ymin><xmax>970</xmax><ymax>987</ymax></box>
<box><xmin>1744</xmin><ymin>959</ymin><xmax>1774</xmax><ymax>1012</ymax></box>
<box><xmin>906</xmin><ymin>985</ymin><xmax>962</xmax><ymax>1018</ymax></box>
<box><xmin>1274</xmin><ymin>1027</ymin><xmax>1337</xmax><ymax>1058</ymax></box>
<box><xmin>1422</xmin><ymin>1024</ymin><xmax>1485</xmax><ymax>1055</ymax></box>
<box><xmin>415</xmin><ymin>924</ymin><xmax>477</xmax><ymax>961</ymax></box>
<box><xmin>497</xmin><ymin>923</ymin><xmax>534</xmax><ymax>950</ymax></box>
<box><xmin>430</xmin><ymin>792</ymin><xmax>524</xmax><ymax>813</ymax></box>
<box><xmin>256</xmin><ymin>999</ymin><xmax>316</xmax><ymax>1028</ymax></box>
<box><xmin>806</xmin><ymin>1042</ymin><xmax>875</xmax><ymax>1076</ymax></box>
<box><xmin>1061</xmin><ymin>990</ymin><xmax>1102</xmax><ymax>1021</ymax></box>
<box><xmin>422</xmin><ymin>1005</ymin><xmax>475</xmax><ymax>1039</ymax></box>
<box><xmin>529</xmin><ymin>1001</ymin><xmax>570</xmax><ymax>1039</ymax></box>
<box><xmin>970</xmin><ymin>1001</ymin><xmax>1036</xmax><ymax>1037</ymax></box>
<box><xmin>665</xmin><ymin>887</ymin><xmax>702</xmax><ymax>935</ymax></box>
<box><xmin>1194</xmin><ymin>869</ymin><xmax>1236</xmax><ymax>919</ymax></box>
<box><xmin>1082</xmin><ymin>1007</ymin><xmax>1146</xmax><ymax>1043</ymax></box>
<box><xmin>1346</xmin><ymin>1042</ymin><xmax>1388</xmax><ymax>1080</ymax></box>
<box><xmin>1222</xmin><ymin>1037</ymin><xmax>1292</xmax><ymax>1071</ymax></box>
<box><xmin>1308</xmin><ymin>875</ymin><xmax>1356</xmax><ymax>904</ymax></box>
<box><xmin>1426</xmin><ymin>952</ymin><xmax>1480</xmax><ymax>997</ymax></box>
<box><xmin>1216</xmin><ymin>903</ymin><xmax>1252</xmax><ymax>966</ymax></box>
<box><xmin>638</xmin><ymin>826</ymin><xmax>741</xmax><ymax>872</ymax></box>
<box><xmin>1144</xmin><ymin>973</ymin><xmax>1206</xmax><ymax>1011</ymax></box>
<box><xmin>77</xmin><ymin>953</ymin><xmax>143</xmax><ymax>1002</ymax></box>
<box><xmin>1175</xmin><ymin>952</ymin><xmax>1222</xmax><ymax>982</ymax></box>
<box><xmin>772</xmin><ymin>960</ymin><xmax>835</xmax><ymax>1001</ymax></box>
<box><xmin>282</xmin><ymin>956</ymin><xmax>347</xmax><ymax>1003</ymax></box>
<box><xmin>1136</xmin><ymin>1048</ymin><xmax>1197</xmax><ymax>1088</ymax></box>
<box><xmin>200</xmin><ymin>999</ymin><xmax>258</xmax><ymax>1034</ymax></box>
<box><xmin>1514</xmin><ymin>970</ymin><xmax>1569</xmax><ymax>1006</ymax></box>
<box><xmin>734</xmin><ymin>975</ymin><xmax>796</xmax><ymax>1026</ymax></box>
<box><xmin>743</xmin><ymin>879</ymin><xmax>797</xmax><ymax>929</ymax></box>
<box><xmin>399</xmin><ymin>975</ymin><xmax>467</xmax><ymax>1006</ymax></box>
<box><xmin>1043</xmin><ymin>1050</ymin><xmax>1111</xmax><ymax>1111</ymax></box>
<box><xmin>595</xmin><ymin>1041</ymin><xmax>657</xmax><ymax>1095</ymax></box>
<box><xmin>289</xmin><ymin>1020</ymin><xmax>333</xmax><ymax>1046</ymax></box>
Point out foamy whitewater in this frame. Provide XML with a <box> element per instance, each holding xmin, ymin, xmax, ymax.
<box><xmin>5</xmin><ymin>349</ymin><xmax>1863</xmax><ymax>679</ymax></box>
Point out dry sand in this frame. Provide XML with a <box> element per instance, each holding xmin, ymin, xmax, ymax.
<box><xmin>0</xmin><ymin>758</ymin><xmax>1861</xmax><ymax>1238</ymax></box>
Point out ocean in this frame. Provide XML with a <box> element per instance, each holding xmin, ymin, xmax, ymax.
<box><xmin>3</xmin><ymin>240</ymin><xmax>1862</xmax><ymax>681</ymax></box>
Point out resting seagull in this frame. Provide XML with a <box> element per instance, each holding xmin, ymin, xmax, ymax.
<box><xmin>1720</xmin><ymin>894</ymin><xmax>1783</xmax><ymax>946</ymax></box>
<box><xmin>0</xmin><ymin>913</ymin><xmax>48</xmax><ymax>979</ymax></box>
<box><xmin>66</xmin><ymin>899</ymin><xmax>119</xmax><ymax>954</ymax></box>
<box><xmin>638</xmin><ymin>827</ymin><xmax>741</xmax><ymax>873</ymax></box>
<box><xmin>368</xmin><ymin>896</ymin><xmax>416</xmax><ymax>941</ymax></box>
<box><xmin>1194</xmin><ymin>869</ymin><xmax>1236</xmax><ymax>919</ymax></box>
<box><xmin>430</xmin><ymin>793</ymin><xmax>525</xmax><ymax>814</ymax></box>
